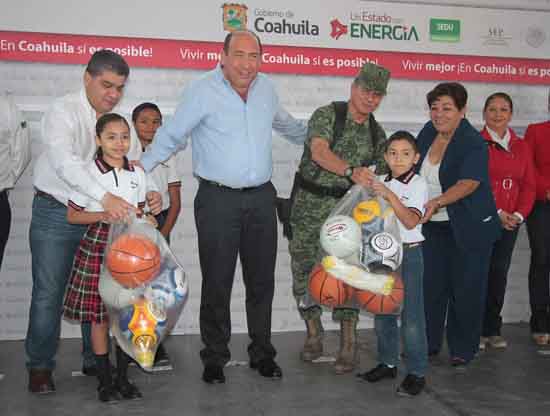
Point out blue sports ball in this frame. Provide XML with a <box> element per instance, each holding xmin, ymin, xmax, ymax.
<box><xmin>144</xmin><ymin>267</ymin><xmax>188</xmax><ymax>310</ymax></box>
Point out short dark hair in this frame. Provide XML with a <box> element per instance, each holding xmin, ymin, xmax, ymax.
<box><xmin>223</xmin><ymin>30</ymin><xmax>263</xmax><ymax>55</ymax></box>
<box><xmin>132</xmin><ymin>102</ymin><xmax>162</xmax><ymax>123</ymax></box>
<box><xmin>385</xmin><ymin>130</ymin><xmax>418</xmax><ymax>153</ymax></box>
<box><xmin>426</xmin><ymin>82</ymin><xmax>468</xmax><ymax>110</ymax></box>
<box><xmin>86</xmin><ymin>50</ymin><xmax>129</xmax><ymax>78</ymax></box>
<box><xmin>483</xmin><ymin>92</ymin><xmax>513</xmax><ymax>113</ymax></box>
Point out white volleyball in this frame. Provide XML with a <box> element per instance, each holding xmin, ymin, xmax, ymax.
<box><xmin>320</xmin><ymin>215</ymin><xmax>362</xmax><ymax>259</ymax></box>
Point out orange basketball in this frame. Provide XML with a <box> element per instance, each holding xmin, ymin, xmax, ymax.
<box><xmin>309</xmin><ymin>264</ymin><xmax>351</xmax><ymax>308</ymax></box>
<box><xmin>106</xmin><ymin>234</ymin><xmax>161</xmax><ymax>288</ymax></box>
<box><xmin>354</xmin><ymin>273</ymin><xmax>404</xmax><ymax>314</ymax></box>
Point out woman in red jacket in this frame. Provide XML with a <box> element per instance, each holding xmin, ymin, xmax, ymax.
<box><xmin>480</xmin><ymin>92</ymin><xmax>536</xmax><ymax>349</ymax></box>
<box><xmin>524</xmin><ymin>91</ymin><xmax>550</xmax><ymax>345</ymax></box>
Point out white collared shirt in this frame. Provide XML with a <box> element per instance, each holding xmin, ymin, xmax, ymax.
<box><xmin>68</xmin><ymin>158</ymin><xmax>155</xmax><ymax>213</ymax></box>
<box><xmin>378</xmin><ymin>172</ymin><xmax>428</xmax><ymax>243</ymax></box>
<box><xmin>486</xmin><ymin>126</ymin><xmax>511</xmax><ymax>151</ymax></box>
<box><xmin>145</xmin><ymin>152</ymin><xmax>181</xmax><ymax>211</ymax></box>
<box><xmin>33</xmin><ymin>89</ymin><xmax>142</xmax><ymax>205</ymax></box>
<box><xmin>0</xmin><ymin>93</ymin><xmax>31</xmax><ymax>191</ymax></box>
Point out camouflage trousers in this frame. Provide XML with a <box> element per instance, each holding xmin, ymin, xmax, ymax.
<box><xmin>289</xmin><ymin>189</ymin><xmax>358</xmax><ymax>322</ymax></box>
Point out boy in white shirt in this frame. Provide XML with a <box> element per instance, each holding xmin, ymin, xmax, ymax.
<box><xmin>132</xmin><ymin>102</ymin><xmax>182</xmax><ymax>370</ymax></box>
<box><xmin>356</xmin><ymin>131</ymin><xmax>429</xmax><ymax>397</ymax></box>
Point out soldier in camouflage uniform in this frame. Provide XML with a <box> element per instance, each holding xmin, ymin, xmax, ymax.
<box><xmin>289</xmin><ymin>62</ymin><xmax>390</xmax><ymax>374</ymax></box>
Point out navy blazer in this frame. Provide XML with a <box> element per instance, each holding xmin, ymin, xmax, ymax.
<box><xmin>416</xmin><ymin>118</ymin><xmax>501</xmax><ymax>250</ymax></box>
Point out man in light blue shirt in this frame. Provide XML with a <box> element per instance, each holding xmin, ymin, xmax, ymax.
<box><xmin>141</xmin><ymin>30</ymin><xmax>307</xmax><ymax>384</ymax></box>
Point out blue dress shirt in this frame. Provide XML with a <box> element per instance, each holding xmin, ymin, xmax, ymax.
<box><xmin>141</xmin><ymin>65</ymin><xmax>307</xmax><ymax>188</ymax></box>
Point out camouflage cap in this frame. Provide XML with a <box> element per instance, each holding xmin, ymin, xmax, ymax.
<box><xmin>355</xmin><ymin>62</ymin><xmax>391</xmax><ymax>95</ymax></box>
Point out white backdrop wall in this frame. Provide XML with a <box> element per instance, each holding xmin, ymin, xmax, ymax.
<box><xmin>1</xmin><ymin>0</ymin><xmax>549</xmax><ymax>340</ymax></box>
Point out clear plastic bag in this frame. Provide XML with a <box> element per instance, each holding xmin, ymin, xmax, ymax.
<box><xmin>99</xmin><ymin>216</ymin><xmax>188</xmax><ymax>371</ymax></box>
<box><xmin>307</xmin><ymin>185</ymin><xmax>404</xmax><ymax>315</ymax></box>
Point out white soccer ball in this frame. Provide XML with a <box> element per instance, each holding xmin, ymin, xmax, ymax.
<box><xmin>361</xmin><ymin>231</ymin><xmax>402</xmax><ymax>272</ymax></box>
<box><xmin>320</xmin><ymin>215</ymin><xmax>362</xmax><ymax>259</ymax></box>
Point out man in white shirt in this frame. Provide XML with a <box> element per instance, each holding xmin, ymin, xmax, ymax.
<box><xmin>0</xmin><ymin>93</ymin><xmax>31</xmax><ymax>268</ymax></box>
<box><xmin>26</xmin><ymin>50</ymin><xmax>161</xmax><ymax>394</ymax></box>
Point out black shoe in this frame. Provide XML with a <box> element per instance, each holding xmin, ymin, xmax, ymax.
<box><xmin>202</xmin><ymin>365</ymin><xmax>225</xmax><ymax>384</ymax></box>
<box><xmin>98</xmin><ymin>383</ymin><xmax>121</xmax><ymax>403</ymax></box>
<box><xmin>250</xmin><ymin>358</ymin><xmax>282</xmax><ymax>379</ymax></box>
<box><xmin>397</xmin><ymin>374</ymin><xmax>426</xmax><ymax>397</ymax></box>
<box><xmin>116</xmin><ymin>379</ymin><xmax>142</xmax><ymax>400</ymax></box>
<box><xmin>356</xmin><ymin>364</ymin><xmax>397</xmax><ymax>383</ymax></box>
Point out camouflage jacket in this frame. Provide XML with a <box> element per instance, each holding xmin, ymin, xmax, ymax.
<box><xmin>297</xmin><ymin>103</ymin><xmax>387</xmax><ymax>189</ymax></box>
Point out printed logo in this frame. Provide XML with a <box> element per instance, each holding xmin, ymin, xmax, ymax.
<box><xmin>221</xmin><ymin>3</ymin><xmax>248</xmax><ymax>32</ymax></box>
<box><xmin>481</xmin><ymin>27</ymin><xmax>512</xmax><ymax>47</ymax></box>
<box><xmin>330</xmin><ymin>11</ymin><xmax>419</xmax><ymax>42</ymax></box>
<box><xmin>330</xmin><ymin>19</ymin><xmax>348</xmax><ymax>40</ymax></box>
<box><xmin>130</xmin><ymin>180</ymin><xmax>138</xmax><ymax>189</ymax></box>
<box><xmin>430</xmin><ymin>18</ymin><xmax>460</xmax><ymax>42</ymax></box>
<box><xmin>253</xmin><ymin>8</ymin><xmax>319</xmax><ymax>36</ymax></box>
<box><xmin>526</xmin><ymin>26</ymin><xmax>546</xmax><ymax>48</ymax></box>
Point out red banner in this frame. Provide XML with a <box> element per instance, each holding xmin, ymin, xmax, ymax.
<box><xmin>2</xmin><ymin>30</ymin><xmax>550</xmax><ymax>84</ymax></box>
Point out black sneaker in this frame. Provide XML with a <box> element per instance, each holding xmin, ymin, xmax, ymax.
<box><xmin>116</xmin><ymin>379</ymin><xmax>143</xmax><ymax>400</ymax></box>
<box><xmin>98</xmin><ymin>383</ymin><xmax>121</xmax><ymax>403</ymax></box>
<box><xmin>250</xmin><ymin>358</ymin><xmax>282</xmax><ymax>379</ymax></box>
<box><xmin>202</xmin><ymin>365</ymin><xmax>225</xmax><ymax>384</ymax></box>
<box><xmin>397</xmin><ymin>374</ymin><xmax>426</xmax><ymax>397</ymax></box>
<box><xmin>356</xmin><ymin>363</ymin><xmax>397</xmax><ymax>383</ymax></box>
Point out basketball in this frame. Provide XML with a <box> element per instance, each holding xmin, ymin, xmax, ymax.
<box><xmin>354</xmin><ymin>272</ymin><xmax>404</xmax><ymax>314</ymax></box>
<box><xmin>106</xmin><ymin>234</ymin><xmax>161</xmax><ymax>288</ymax></box>
<box><xmin>309</xmin><ymin>264</ymin><xmax>351</xmax><ymax>308</ymax></box>
<box><xmin>320</xmin><ymin>215</ymin><xmax>362</xmax><ymax>259</ymax></box>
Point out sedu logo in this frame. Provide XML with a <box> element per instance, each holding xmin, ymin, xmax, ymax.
<box><xmin>430</xmin><ymin>18</ymin><xmax>460</xmax><ymax>42</ymax></box>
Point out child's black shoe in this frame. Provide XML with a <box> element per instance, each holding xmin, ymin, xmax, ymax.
<box><xmin>116</xmin><ymin>378</ymin><xmax>143</xmax><ymax>400</ymax></box>
<box><xmin>98</xmin><ymin>383</ymin><xmax>121</xmax><ymax>403</ymax></box>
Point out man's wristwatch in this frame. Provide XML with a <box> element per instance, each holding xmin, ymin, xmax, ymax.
<box><xmin>343</xmin><ymin>166</ymin><xmax>354</xmax><ymax>178</ymax></box>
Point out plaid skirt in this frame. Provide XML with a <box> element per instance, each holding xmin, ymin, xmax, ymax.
<box><xmin>63</xmin><ymin>222</ymin><xmax>111</xmax><ymax>323</ymax></box>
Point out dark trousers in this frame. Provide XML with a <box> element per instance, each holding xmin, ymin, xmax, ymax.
<box><xmin>482</xmin><ymin>227</ymin><xmax>519</xmax><ymax>336</ymax></box>
<box><xmin>526</xmin><ymin>201</ymin><xmax>550</xmax><ymax>333</ymax></box>
<box><xmin>0</xmin><ymin>190</ymin><xmax>10</xmax><ymax>269</ymax></box>
<box><xmin>423</xmin><ymin>221</ymin><xmax>491</xmax><ymax>363</ymax></box>
<box><xmin>194</xmin><ymin>180</ymin><xmax>277</xmax><ymax>367</ymax></box>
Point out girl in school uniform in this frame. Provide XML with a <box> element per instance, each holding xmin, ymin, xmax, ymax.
<box><xmin>132</xmin><ymin>102</ymin><xmax>182</xmax><ymax>368</ymax></box>
<box><xmin>63</xmin><ymin>113</ymin><xmax>158</xmax><ymax>403</ymax></box>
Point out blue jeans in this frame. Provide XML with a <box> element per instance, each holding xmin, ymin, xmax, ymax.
<box><xmin>374</xmin><ymin>244</ymin><xmax>427</xmax><ymax>376</ymax></box>
<box><xmin>25</xmin><ymin>194</ymin><xmax>91</xmax><ymax>370</ymax></box>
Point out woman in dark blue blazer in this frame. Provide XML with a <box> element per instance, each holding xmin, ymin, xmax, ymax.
<box><xmin>416</xmin><ymin>82</ymin><xmax>501</xmax><ymax>369</ymax></box>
